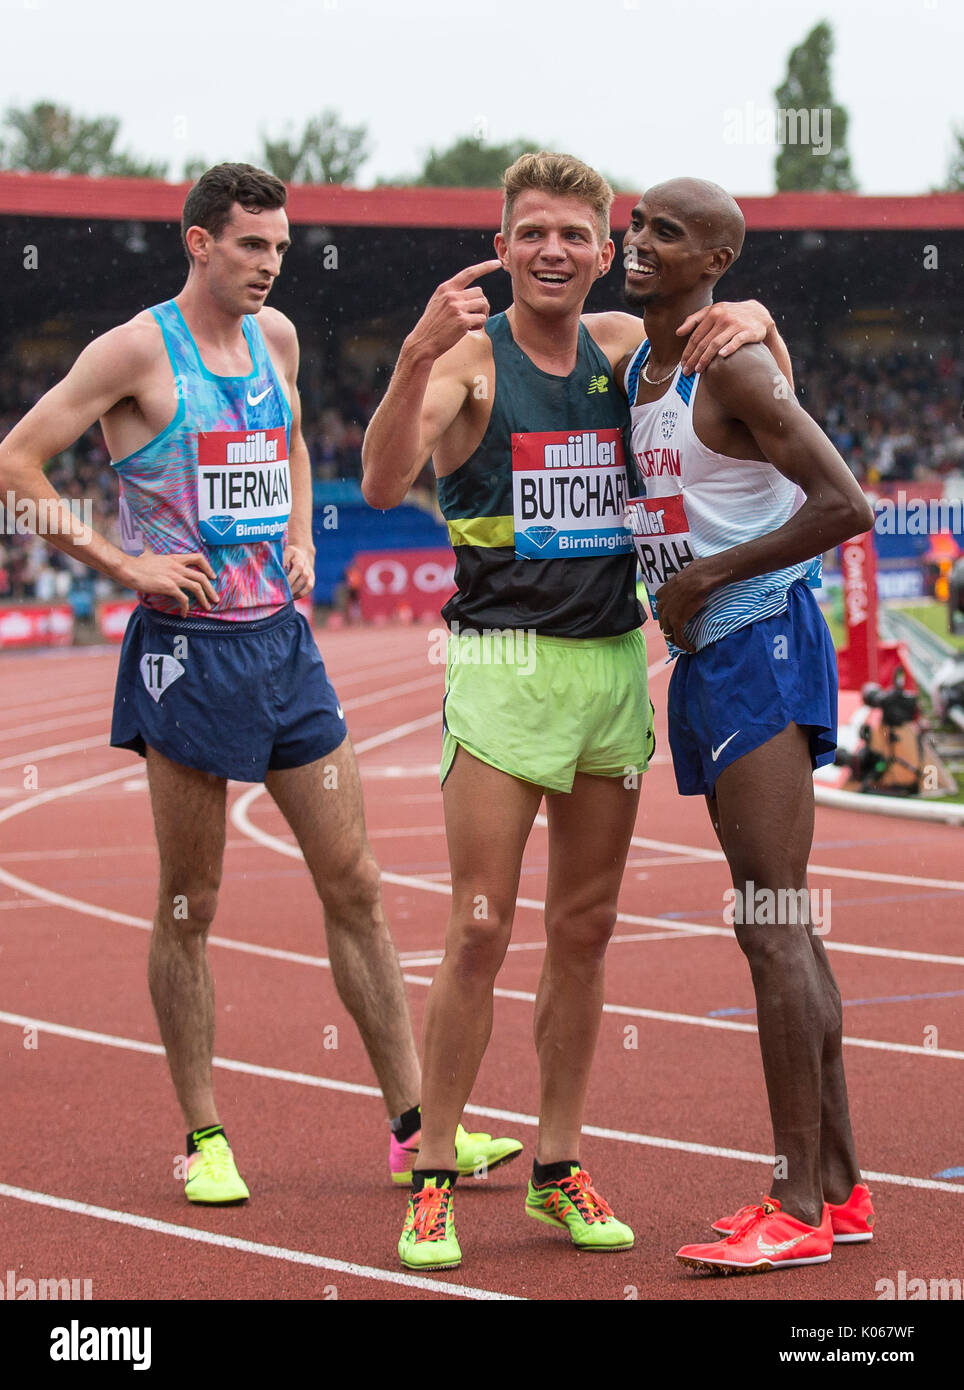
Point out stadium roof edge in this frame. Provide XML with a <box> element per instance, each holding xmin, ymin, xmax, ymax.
<box><xmin>1</xmin><ymin>172</ymin><xmax>963</xmax><ymax>229</ymax></box>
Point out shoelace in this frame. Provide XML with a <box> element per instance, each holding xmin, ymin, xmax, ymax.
<box><xmin>195</xmin><ymin>1136</ymin><xmax>231</xmax><ymax>1178</ymax></box>
<box><xmin>552</xmin><ymin>1170</ymin><xmax>615</xmax><ymax>1225</ymax></box>
<box><xmin>412</xmin><ymin>1186</ymin><xmax>450</xmax><ymax>1241</ymax></box>
<box><xmin>728</xmin><ymin>1198</ymin><xmax>779</xmax><ymax>1241</ymax></box>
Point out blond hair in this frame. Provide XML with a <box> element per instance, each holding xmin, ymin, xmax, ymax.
<box><xmin>501</xmin><ymin>151</ymin><xmax>613</xmax><ymax>244</ymax></box>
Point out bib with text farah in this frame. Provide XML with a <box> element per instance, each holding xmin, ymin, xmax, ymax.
<box><xmin>625</xmin><ymin>493</ymin><xmax>696</xmax><ymax>593</ymax></box>
<box><xmin>197</xmin><ymin>427</ymin><xmax>291</xmax><ymax>545</ymax></box>
<box><xmin>511</xmin><ymin>428</ymin><xmax>633</xmax><ymax>559</ymax></box>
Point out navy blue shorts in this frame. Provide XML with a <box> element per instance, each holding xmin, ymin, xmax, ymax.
<box><xmin>667</xmin><ymin>580</ymin><xmax>837</xmax><ymax>797</ymax></box>
<box><xmin>111</xmin><ymin>603</ymin><xmax>347</xmax><ymax>782</ymax></box>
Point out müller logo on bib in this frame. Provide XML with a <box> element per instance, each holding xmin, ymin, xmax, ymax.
<box><xmin>197</xmin><ymin>427</ymin><xmax>291</xmax><ymax>545</ymax></box>
<box><xmin>625</xmin><ymin>493</ymin><xmax>695</xmax><ymax>593</ymax></box>
<box><xmin>511</xmin><ymin>428</ymin><xmax>633</xmax><ymax>560</ymax></box>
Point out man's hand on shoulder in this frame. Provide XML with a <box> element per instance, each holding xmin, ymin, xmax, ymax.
<box><xmin>677</xmin><ymin>300</ymin><xmax>777</xmax><ymax>375</ymax></box>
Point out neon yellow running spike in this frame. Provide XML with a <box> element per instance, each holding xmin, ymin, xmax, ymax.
<box><xmin>525</xmin><ymin>1166</ymin><xmax>634</xmax><ymax>1250</ymax></box>
<box><xmin>184</xmin><ymin>1133</ymin><xmax>250</xmax><ymax>1205</ymax></box>
<box><xmin>398</xmin><ymin>1178</ymin><xmax>461</xmax><ymax>1270</ymax></box>
<box><xmin>390</xmin><ymin>1120</ymin><xmax>523</xmax><ymax>1185</ymax></box>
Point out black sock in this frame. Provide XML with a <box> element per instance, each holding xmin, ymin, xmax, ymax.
<box><xmin>390</xmin><ymin>1105</ymin><xmax>421</xmax><ymax>1143</ymax></box>
<box><xmin>187</xmin><ymin>1124</ymin><xmax>227</xmax><ymax>1156</ymax></box>
<box><xmin>532</xmin><ymin>1158</ymin><xmax>578</xmax><ymax>1186</ymax></box>
<box><xmin>411</xmin><ymin>1169</ymin><xmax>457</xmax><ymax>1192</ymax></box>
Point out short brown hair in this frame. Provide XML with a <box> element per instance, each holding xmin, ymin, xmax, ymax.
<box><xmin>181</xmin><ymin>163</ymin><xmax>287</xmax><ymax>264</ymax></box>
<box><xmin>502</xmin><ymin>151</ymin><xmax>613</xmax><ymax>244</ymax></box>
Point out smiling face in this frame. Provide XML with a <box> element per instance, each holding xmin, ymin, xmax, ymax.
<box><xmin>185</xmin><ymin>203</ymin><xmax>291</xmax><ymax>317</ymax></box>
<box><xmin>622</xmin><ymin>182</ymin><xmax>740</xmax><ymax>309</ymax></box>
<box><xmin>495</xmin><ymin>189</ymin><xmax>614</xmax><ymax>318</ymax></box>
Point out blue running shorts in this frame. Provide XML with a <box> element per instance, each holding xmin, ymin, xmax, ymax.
<box><xmin>667</xmin><ymin>580</ymin><xmax>837</xmax><ymax>797</ymax></box>
<box><xmin>111</xmin><ymin>602</ymin><xmax>347</xmax><ymax>781</ymax></box>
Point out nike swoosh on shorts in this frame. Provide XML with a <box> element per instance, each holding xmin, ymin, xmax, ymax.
<box><xmin>711</xmin><ymin>730</ymin><xmax>741</xmax><ymax>762</ymax></box>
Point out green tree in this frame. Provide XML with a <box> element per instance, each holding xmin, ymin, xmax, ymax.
<box><xmin>774</xmin><ymin>22</ymin><xmax>857</xmax><ymax>191</ymax></box>
<box><xmin>942</xmin><ymin>125</ymin><xmax>964</xmax><ymax>190</ymax></box>
<box><xmin>0</xmin><ymin>101</ymin><xmax>167</xmax><ymax>177</ymax></box>
<box><xmin>414</xmin><ymin>135</ymin><xmax>540</xmax><ymax>187</ymax></box>
<box><xmin>258</xmin><ymin>109</ymin><xmax>370</xmax><ymax>185</ymax></box>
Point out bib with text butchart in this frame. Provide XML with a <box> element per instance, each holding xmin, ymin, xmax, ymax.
<box><xmin>625</xmin><ymin>494</ymin><xmax>696</xmax><ymax>593</ymax></box>
<box><xmin>511</xmin><ymin>429</ymin><xmax>633</xmax><ymax>559</ymax></box>
<box><xmin>197</xmin><ymin>427</ymin><xmax>291</xmax><ymax>546</ymax></box>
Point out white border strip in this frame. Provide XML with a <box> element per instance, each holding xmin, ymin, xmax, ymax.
<box><xmin>814</xmin><ymin>783</ymin><xmax>964</xmax><ymax>825</ymax></box>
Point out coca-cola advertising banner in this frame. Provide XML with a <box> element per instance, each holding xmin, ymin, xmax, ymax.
<box><xmin>355</xmin><ymin>549</ymin><xmax>456</xmax><ymax>621</ymax></box>
<box><xmin>0</xmin><ymin>604</ymin><xmax>74</xmax><ymax>649</ymax></box>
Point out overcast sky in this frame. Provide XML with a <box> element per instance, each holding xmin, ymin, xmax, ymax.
<box><xmin>3</xmin><ymin>0</ymin><xmax>959</xmax><ymax>196</ymax></box>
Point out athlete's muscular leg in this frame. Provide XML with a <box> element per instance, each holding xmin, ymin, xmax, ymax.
<box><xmin>706</xmin><ymin>740</ymin><xmax>862</xmax><ymax>1209</ymax></box>
<box><xmin>809</xmin><ymin>931</ymin><xmax>863</xmax><ymax>1203</ymax></box>
<box><xmin>712</xmin><ymin>723</ymin><xmax>842</xmax><ymax>1227</ymax></box>
<box><xmin>537</xmin><ymin>773</ymin><xmax>640</xmax><ymax>1163</ymax></box>
<box><xmin>265</xmin><ymin>735</ymin><xmax>420</xmax><ymax>1119</ymax></box>
<box><xmin>145</xmin><ymin>747</ymin><xmax>227</xmax><ymax>1132</ymax></box>
<box><xmin>414</xmin><ymin>748</ymin><xmax>543</xmax><ymax>1171</ymax></box>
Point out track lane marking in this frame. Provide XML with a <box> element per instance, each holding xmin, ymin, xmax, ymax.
<box><xmin>0</xmin><ymin>1182</ymin><xmax>518</xmax><ymax>1300</ymax></box>
<box><xmin>1</xmin><ymin>1012</ymin><xmax>960</xmax><ymax>1196</ymax></box>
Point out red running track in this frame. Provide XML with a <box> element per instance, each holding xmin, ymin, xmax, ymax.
<box><xmin>1</xmin><ymin>622</ymin><xmax>962</xmax><ymax>1303</ymax></box>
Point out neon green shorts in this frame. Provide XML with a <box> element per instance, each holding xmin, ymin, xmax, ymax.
<box><xmin>440</xmin><ymin>627</ymin><xmax>653</xmax><ymax>794</ymax></box>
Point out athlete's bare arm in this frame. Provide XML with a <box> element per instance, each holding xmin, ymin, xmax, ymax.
<box><xmin>260</xmin><ymin>307</ymin><xmax>314</xmax><ymax>597</ymax></box>
<box><xmin>594</xmin><ymin>303</ymin><xmax>793</xmax><ymax>397</ymax></box>
<box><xmin>361</xmin><ymin>260</ymin><xmax>502</xmax><ymax>510</ymax></box>
<box><xmin>655</xmin><ymin>342</ymin><xmax>874</xmax><ymax>650</ymax></box>
<box><xmin>0</xmin><ymin>320</ymin><xmax>217</xmax><ymax>615</ymax></box>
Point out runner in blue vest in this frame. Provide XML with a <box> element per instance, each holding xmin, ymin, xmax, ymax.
<box><xmin>363</xmin><ymin>152</ymin><xmax>790</xmax><ymax>1270</ymax></box>
<box><xmin>0</xmin><ymin>164</ymin><xmax>521</xmax><ymax>1206</ymax></box>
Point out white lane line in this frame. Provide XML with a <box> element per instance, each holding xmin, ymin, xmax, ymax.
<box><xmin>231</xmin><ymin>795</ymin><xmax>964</xmax><ymax>970</ymax></box>
<box><xmin>0</xmin><ymin>708</ymin><xmax>112</xmax><ymax>743</ymax></box>
<box><xmin>0</xmin><ymin>1183</ymin><xmax>518</xmax><ymax>1300</ymax></box>
<box><xmin>332</xmin><ymin>654</ymin><xmax>437</xmax><ymax>687</ymax></box>
<box><xmin>4</xmin><ymin>721</ymin><xmax>960</xmax><ymax>1062</ymax></box>
<box><xmin>1</xmin><ymin>1012</ymin><xmax>959</xmax><ymax>1198</ymax></box>
<box><xmin>0</xmin><ymin>692</ymin><xmax>110</xmax><ymax>720</ymax></box>
<box><xmin>619</xmin><ymin>830</ymin><xmax>964</xmax><ymax>895</ymax></box>
<box><xmin>0</xmin><ymin>736</ymin><xmax>109</xmax><ymax>771</ymax></box>
<box><xmin>342</xmin><ymin>675</ymin><xmax>440</xmax><ymax>711</ymax></box>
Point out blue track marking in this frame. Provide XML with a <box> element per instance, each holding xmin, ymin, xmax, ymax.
<box><xmin>708</xmin><ymin>988</ymin><xmax>964</xmax><ymax>1018</ymax></box>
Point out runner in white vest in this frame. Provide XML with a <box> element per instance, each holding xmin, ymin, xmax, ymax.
<box><xmin>618</xmin><ymin>177</ymin><xmax>877</xmax><ymax>1274</ymax></box>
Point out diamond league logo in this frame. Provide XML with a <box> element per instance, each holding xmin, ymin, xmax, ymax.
<box><xmin>205</xmin><ymin>514</ymin><xmax>235</xmax><ymax>536</ymax></box>
<box><xmin>525</xmin><ymin>526</ymin><xmax>558</xmax><ymax>548</ymax></box>
<box><xmin>659</xmin><ymin>409</ymin><xmax>678</xmax><ymax>440</ymax></box>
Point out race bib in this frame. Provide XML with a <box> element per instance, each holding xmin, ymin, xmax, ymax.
<box><xmin>625</xmin><ymin>494</ymin><xmax>696</xmax><ymax>593</ymax></box>
<box><xmin>197</xmin><ymin>427</ymin><xmax>291</xmax><ymax>545</ymax></box>
<box><xmin>511</xmin><ymin>429</ymin><xmax>633</xmax><ymax>559</ymax></box>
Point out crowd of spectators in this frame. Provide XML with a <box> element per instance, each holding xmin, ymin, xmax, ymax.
<box><xmin>0</xmin><ymin>345</ymin><xmax>961</xmax><ymax>606</ymax></box>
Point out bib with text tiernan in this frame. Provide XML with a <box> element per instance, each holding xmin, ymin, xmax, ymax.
<box><xmin>511</xmin><ymin>429</ymin><xmax>633</xmax><ymax>559</ymax></box>
<box><xmin>626</xmin><ymin>493</ymin><xmax>696</xmax><ymax>593</ymax></box>
<box><xmin>197</xmin><ymin>427</ymin><xmax>291</xmax><ymax>545</ymax></box>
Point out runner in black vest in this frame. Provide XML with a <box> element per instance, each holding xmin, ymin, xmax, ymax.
<box><xmin>363</xmin><ymin>152</ymin><xmax>791</xmax><ymax>1271</ymax></box>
